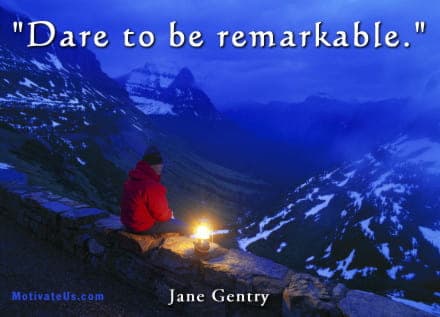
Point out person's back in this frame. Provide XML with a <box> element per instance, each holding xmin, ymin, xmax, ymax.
<box><xmin>120</xmin><ymin>146</ymin><xmax>188</xmax><ymax>235</ymax></box>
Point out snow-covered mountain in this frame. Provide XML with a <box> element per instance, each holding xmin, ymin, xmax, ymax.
<box><xmin>238</xmin><ymin>135</ymin><xmax>440</xmax><ymax>306</ymax></box>
<box><xmin>118</xmin><ymin>63</ymin><xmax>219</xmax><ymax>119</ymax></box>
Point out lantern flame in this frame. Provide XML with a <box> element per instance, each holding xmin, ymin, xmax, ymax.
<box><xmin>194</xmin><ymin>224</ymin><xmax>211</xmax><ymax>240</ymax></box>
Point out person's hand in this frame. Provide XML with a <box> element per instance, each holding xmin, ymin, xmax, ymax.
<box><xmin>171</xmin><ymin>210</ymin><xmax>175</xmax><ymax>219</ymax></box>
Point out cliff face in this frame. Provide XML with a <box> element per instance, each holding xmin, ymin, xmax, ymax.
<box><xmin>0</xmin><ymin>165</ymin><xmax>433</xmax><ymax>316</ymax></box>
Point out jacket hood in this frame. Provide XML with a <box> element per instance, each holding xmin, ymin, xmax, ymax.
<box><xmin>128</xmin><ymin>160</ymin><xmax>161</xmax><ymax>182</ymax></box>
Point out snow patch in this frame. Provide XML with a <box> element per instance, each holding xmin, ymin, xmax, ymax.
<box><xmin>392</xmin><ymin>138</ymin><xmax>440</xmax><ymax>174</ymax></box>
<box><xmin>76</xmin><ymin>157</ymin><xmax>86</xmax><ymax>166</ymax></box>
<box><xmin>305</xmin><ymin>256</ymin><xmax>315</xmax><ymax>262</ymax></box>
<box><xmin>323</xmin><ymin>243</ymin><xmax>332</xmax><ymax>259</ymax></box>
<box><xmin>316</xmin><ymin>268</ymin><xmax>334</xmax><ymax>278</ymax></box>
<box><xmin>0</xmin><ymin>162</ymin><xmax>13</xmax><ymax>170</ymax></box>
<box><xmin>359</xmin><ymin>217</ymin><xmax>375</xmax><ymax>239</ymax></box>
<box><xmin>401</xmin><ymin>273</ymin><xmax>415</xmax><ymax>280</ymax></box>
<box><xmin>348</xmin><ymin>191</ymin><xmax>363</xmax><ymax>211</ymax></box>
<box><xmin>132</xmin><ymin>97</ymin><xmax>176</xmax><ymax>116</ymax></box>
<box><xmin>378</xmin><ymin>243</ymin><xmax>391</xmax><ymax>261</ymax></box>
<box><xmin>336</xmin><ymin>249</ymin><xmax>357</xmax><ymax>280</ymax></box>
<box><xmin>276</xmin><ymin>242</ymin><xmax>287</xmax><ymax>253</ymax></box>
<box><xmin>237</xmin><ymin>217</ymin><xmax>295</xmax><ymax>251</ymax></box>
<box><xmin>19</xmin><ymin>78</ymin><xmax>38</xmax><ymax>88</ymax></box>
<box><xmin>132</xmin><ymin>124</ymin><xmax>143</xmax><ymax>132</ymax></box>
<box><xmin>46</xmin><ymin>53</ymin><xmax>66</xmax><ymax>71</ymax></box>
<box><xmin>419</xmin><ymin>226</ymin><xmax>440</xmax><ymax>254</ymax></box>
<box><xmin>387</xmin><ymin>265</ymin><xmax>403</xmax><ymax>279</ymax></box>
<box><xmin>304</xmin><ymin>194</ymin><xmax>334</xmax><ymax>219</ymax></box>
<box><xmin>31</xmin><ymin>59</ymin><xmax>51</xmax><ymax>71</ymax></box>
<box><xmin>335</xmin><ymin>170</ymin><xmax>356</xmax><ymax>187</ymax></box>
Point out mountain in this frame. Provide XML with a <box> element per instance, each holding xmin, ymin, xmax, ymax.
<box><xmin>237</xmin><ymin>134</ymin><xmax>440</xmax><ymax>308</ymax></box>
<box><xmin>118</xmin><ymin>63</ymin><xmax>219</xmax><ymax>119</ymax></box>
<box><xmin>224</xmin><ymin>96</ymin><xmax>411</xmax><ymax>168</ymax></box>
<box><xmin>118</xmin><ymin>64</ymin><xmax>321</xmax><ymax>190</ymax></box>
<box><xmin>0</xmin><ymin>5</ymin><xmax>268</xmax><ymax>223</ymax></box>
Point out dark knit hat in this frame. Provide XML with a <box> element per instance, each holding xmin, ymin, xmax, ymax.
<box><xmin>143</xmin><ymin>146</ymin><xmax>163</xmax><ymax>165</ymax></box>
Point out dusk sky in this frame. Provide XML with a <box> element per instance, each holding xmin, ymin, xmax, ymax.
<box><xmin>3</xmin><ymin>0</ymin><xmax>440</xmax><ymax>108</ymax></box>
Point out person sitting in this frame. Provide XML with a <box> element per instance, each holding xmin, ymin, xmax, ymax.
<box><xmin>120</xmin><ymin>146</ymin><xmax>189</xmax><ymax>235</ymax></box>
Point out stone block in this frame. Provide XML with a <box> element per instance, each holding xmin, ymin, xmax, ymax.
<box><xmin>0</xmin><ymin>168</ymin><xmax>27</xmax><ymax>186</ymax></box>
<box><xmin>0</xmin><ymin>188</ymin><xmax>25</xmax><ymax>217</ymax></box>
<box><xmin>21</xmin><ymin>192</ymin><xmax>52</xmax><ymax>206</ymax></box>
<box><xmin>151</xmin><ymin>236</ymin><xmax>200</xmax><ymax>275</ymax></box>
<box><xmin>60</xmin><ymin>207</ymin><xmax>108</xmax><ymax>228</ymax></box>
<box><xmin>201</xmin><ymin>248</ymin><xmax>289</xmax><ymax>294</ymax></box>
<box><xmin>87</xmin><ymin>238</ymin><xmax>105</xmax><ymax>256</ymax></box>
<box><xmin>61</xmin><ymin>238</ymin><xmax>75</xmax><ymax>254</ymax></box>
<box><xmin>74</xmin><ymin>233</ymin><xmax>91</xmax><ymax>257</ymax></box>
<box><xmin>338</xmin><ymin>290</ymin><xmax>434</xmax><ymax>317</ymax></box>
<box><xmin>114</xmin><ymin>231</ymin><xmax>165</xmax><ymax>255</ymax></box>
<box><xmin>58</xmin><ymin>197</ymin><xmax>90</xmax><ymax>209</ymax></box>
<box><xmin>95</xmin><ymin>214</ymin><xmax>125</xmax><ymax>230</ymax></box>
<box><xmin>282</xmin><ymin>272</ymin><xmax>342</xmax><ymax>317</ymax></box>
<box><xmin>46</xmin><ymin>192</ymin><xmax>62</xmax><ymax>200</ymax></box>
<box><xmin>35</xmin><ymin>225</ymin><xmax>48</xmax><ymax>240</ymax></box>
<box><xmin>25</xmin><ymin>210</ymin><xmax>44</xmax><ymax>223</ymax></box>
<box><xmin>40</xmin><ymin>200</ymin><xmax>73</xmax><ymax>214</ymax></box>
<box><xmin>112</xmin><ymin>253</ymin><xmax>159</xmax><ymax>288</ymax></box>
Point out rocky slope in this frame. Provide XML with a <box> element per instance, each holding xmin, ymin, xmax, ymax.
<box><xmin>238</xmin><ymin>135</ymin><xmax>440</xmax><ymax>313</ymax></box>
<box><xmin>118</xmin><ymin>62</ymin><xmax>219</xmax><ymax>119</ymax></box>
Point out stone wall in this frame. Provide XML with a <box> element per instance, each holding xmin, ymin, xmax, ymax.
<box><xmin>0</xmin><ymin>166</ymin><xmax>432</xmax><ymax>316</ymax></box>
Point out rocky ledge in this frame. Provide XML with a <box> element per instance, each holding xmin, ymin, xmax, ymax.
<box><xmin>0</xmin><ymin>165</ymin><xmax>433</xmax><ymax>316</ymax></box>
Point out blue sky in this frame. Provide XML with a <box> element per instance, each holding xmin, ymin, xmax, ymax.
<box><xmin>3</xmin><ymin>0</ymin><xmax>440</xmax><ymax>108</ymax></box>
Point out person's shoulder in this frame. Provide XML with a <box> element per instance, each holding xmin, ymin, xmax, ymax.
<box><xmin>146</xmin><ymin>181</ymin><xmax>166</xmax><ymax>194</ymax></box>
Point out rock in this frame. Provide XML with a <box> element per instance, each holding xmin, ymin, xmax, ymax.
<box><xmin>282</xmin><ymin>273</ymin><xmax>342</xmax><ymax>317</ymax></box>
<box><xmin>332</xmin><ymin>283</ymin><xmax>348</xmax><ymax>301</ymax></box>
<box><xmin>46</xmin><ymin>192</ymin><xmax>62</xmax><ymax>200</ymax></box>
<box><xmin>152</xmin><ymin>236</ymin><xmax>199</xmax><ymax>274</ymax></box>
<box><xmin>202</xmin><ymin>248</ymin><xmax>289</xmax><ymax>288</ymax></box>
<box><xmin>112</xmin><ymin>253</ymin><xmax>159</xmax><ymax>288</ymax></box>
<box><xmin>40</xmin><ymin>200</ymin><xmax>73</xmax><ymax>213</ymax></box>
<box><xmin>74</xmin><ymin>233</ymin><xmax>91</xmax><ymax>250</ymax></box>
<box><xmin>114</xmin><ymin>231</ymin><xmax>165</xmax><ymax>255</ymax></box>
<box><xmin>252</xmin><ymin>274</ymin><xmax>290</xmax><ymax>294</ymax></box>
<box><xmin>26</xmin><ymin>210</ymin><xmax>43</xmax><ymax>223</ymax></box>
<box><xmin>87</xmin><ymin>238</ymin><xmax>105</xmax><ymax>255</ymax></box>
<box><xmin>58</xmin><ymin>197</ymin><xmax>89</xmax><ymax>208</ymax></box>
<box><xmin>21</xmin><ymin>192</ymin><xmax>52</xmax><ymax>206</ymax></box>
<box><xmin>338</xmin><ymin>290</ymin><xmax>434</xmax><ymax>317</ymax></box>
<box><xmin>95</xmin><ymin>214</ymin><xmax>125</xmax><ymax>230</ymax></box>
<box><xmin>60</xmin><ymin>207</ymin><xmax>108</xmax><ymax>228</ymax></box>
<box><xmin>0</xmin><ymin>168</ymin><xmax>27</xmax><ymax>187</ymax></box>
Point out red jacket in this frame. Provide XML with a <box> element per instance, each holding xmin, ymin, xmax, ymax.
<box><xmin>120</xmin><ymin>160</ymin><xmax>172</xmax><ymax>232</ymax></box>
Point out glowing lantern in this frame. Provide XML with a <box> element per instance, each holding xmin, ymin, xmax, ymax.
<box><xmin>193</xmin><ymin>219</ymin><xmax>212</xmax><ymax>255</ymax></box>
